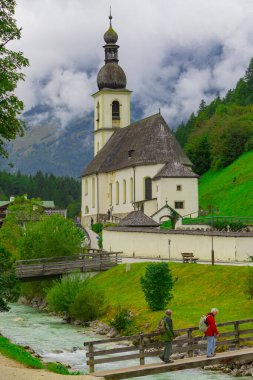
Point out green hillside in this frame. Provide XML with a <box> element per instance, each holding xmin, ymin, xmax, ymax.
<box><xmin>90</xmin><ymin>262</ymin><xmax>253</xmax><ymax>331</ymax></box>
<box><xmin>199</xmin><ymin>151</ymin><xmax>253</xmax><ymax>216</ymax></box>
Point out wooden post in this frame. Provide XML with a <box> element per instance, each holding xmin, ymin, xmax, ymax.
<box><xmin>187</xmin><ymin>328</ymin><xmax>193</xmax><ymax>357</ymax></box>
<box><xmin>139</xmin><ymin>334</ymin><xmax>145</xmax><ymax>365</ymax></box>
<box><xmin>234</xmin><ymin>321</ymin><xmax>240</xmax><ymax>349</ymax></box>
<box><xmin>87</xmin><ymin>343</ymin><xmax>95</xmax><ymax>373</ymax></box>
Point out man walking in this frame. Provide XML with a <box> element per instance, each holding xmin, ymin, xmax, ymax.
<box><xmin>159</xmin><ymin>309</ymin><xmax>174</xmax><ymax>363</ymax></box>
<box><xmin>205</xmin><ymin>308</ymin><xmax>219</xmax><ymax>357</ymax></box>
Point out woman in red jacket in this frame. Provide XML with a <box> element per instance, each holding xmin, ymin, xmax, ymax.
<box><xmin>205</xmin><ymin>308</ymin><xmax>219</xmax><ymax>357</ymax></box>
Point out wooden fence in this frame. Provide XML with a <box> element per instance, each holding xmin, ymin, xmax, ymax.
<box><xmin>16</xmin><ymin>251</ymin><xmax>122</xmax><ymax>280</ymax></box>
<box><xmin>84</xmin><ymin>318</ymin><xmax>253</xmax><ymax>373</ymax></box>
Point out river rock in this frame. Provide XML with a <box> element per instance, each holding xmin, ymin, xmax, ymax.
<box><xmin>107</xmin><ymin>327</ymin><xmax>118</xmax><ymax>338</ymax></box>
<box><xmin>13</xmin><ymin>317</ymin><xmax>24</xmax><ymax>322</ymax></box>
<box><xmin>52</xmin><ymin>349</ymin><xmax>64</xmax><ymax>354</ymax></box>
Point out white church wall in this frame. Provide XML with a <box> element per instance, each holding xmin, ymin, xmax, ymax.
<box><xmin>159</xmin><ymin>177</ymin><xmax>198</xmax><ymax>216</ymax></box>
<box><xmin>134</xmin><ymin>164</ymin><xmax>163</xmax><ymax>204</ymax></box>
<box><xmin>103</xmin><ymin>229</ymin><xmax>253</xmax><ymax>262</ymax></box>
<box><xmin>98</xmin><ymin>173</ymin><xmax>108</xmax><ymax>214</ymax></box>
<box><xmin>109</xmin><ymin>167</ymin><xmax>136</xmax><ymax>215</ymax></box>
<box><xmin>81</xmin><ymin>174</ymin><xmax>98</xmax><ymax>224</ymax></box>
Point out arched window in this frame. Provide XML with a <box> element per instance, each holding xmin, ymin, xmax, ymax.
<box><xmin>130</xmin><ymin>177</ymin><xmax>133</xmax><ymax>203</ymax></box>
<box><xmin>85</xmin><ymin>206</ymin><xmax>89</xmax><ymax>214</ymax></box>
<box><xmin>97</xmin><ymin>142</ymin><xmax>100</xmax><ymax>153</ymax></box>
<box><xmin>123</xmin><ymin>179</ymin><xmax>126</xmax><ymax>204</ymax></box>
<box><xmin>96</xmin><ymin>102</ymin><xmax>100</xmax><ymax>129</ymax></box>
<box><xmin>116</xmin><ymin>181</ymin><xmax>119</xmax><ymax>205</ymax></box>
<box><xmin>85</xmin><ymin>178</ymin><xmax>88</xmax><ymax>195</ymax></box>
<box><xmin>112</xmin><ymin>101</ymin><xmax>120</xmax><ymax>119</ymax></box>
<box><xmin>109</xmin><ymin>183</ymin><xmax>112</xmax><ymax>206</ymax></box>
<box><xmin>144</xmin><ymin>177</ymin><xmax>152</xmax><ymax>200</ymax></box>
<box><xmin>92</xmin><ymin>177</ymin><xmax>95</xmax><ymax>208</ymax></box>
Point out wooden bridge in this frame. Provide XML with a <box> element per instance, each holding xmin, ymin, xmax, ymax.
<box><xmin>16</xmin><ymin>250</ymin><xmax>122</xmax><ymax>281</ymax></box>
<box><xmin>84</xmin><ymin>318</ymin><xmax>253</xmax><ymax>379</ymax></box>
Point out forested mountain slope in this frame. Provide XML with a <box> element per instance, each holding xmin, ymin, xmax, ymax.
<box><xmin>176</xmin><ymin>58</ymin><xmax>253</xmax><ymax>175</ymax></box>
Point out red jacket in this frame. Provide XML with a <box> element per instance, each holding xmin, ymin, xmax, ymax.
<box><xmin>205</xmin><ymin>313</ymin><xmax>218</xmax><ymax>336</ymax></box>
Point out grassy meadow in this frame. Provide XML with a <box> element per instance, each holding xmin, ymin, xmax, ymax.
<box><xmin>90</xmin><ymin>262</ymin><xmax>253</xmax><ymax>332</ymax></box>
<box><xmin>199</xmin><ymin>151</ymin><xmax>253</xmax><ymax>216</ymax></box>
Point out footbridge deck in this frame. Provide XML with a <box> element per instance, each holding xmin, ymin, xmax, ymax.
<box><xmin>92</xmin><ymin>348</ymin><xmax>253</xmax><ymax>379</ymax></box>
<box><xmin>16</xmin><ymin>250</ymin><xmax>122</xmax><ymax>281</ymax></box>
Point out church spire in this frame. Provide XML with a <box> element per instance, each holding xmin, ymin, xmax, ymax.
<box><xmin>97</xmin><ymin>12</ymin><xmax>127</xmax><ymax>90</ymax></box>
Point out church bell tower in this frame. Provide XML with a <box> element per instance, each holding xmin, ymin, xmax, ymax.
<box><xmin>93</xmin><ymin>12</ymin><xmax>132</xmax><ymax>156</ymax></box>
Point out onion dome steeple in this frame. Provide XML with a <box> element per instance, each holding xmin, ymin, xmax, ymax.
<box><xmin>97</xmin><ymin>11</ymin><xmax>127</xmax><ymax>90</ymax></box>
<box><xmin>104</xmin><ymin>11</ymin><xmax>118</xmax><ymax>44</ymax></box>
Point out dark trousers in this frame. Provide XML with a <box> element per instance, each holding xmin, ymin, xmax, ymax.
<box><xmin>161</xmin><ymin>341</ymin><xmax>172</xmax><ymax>362</ymax></box>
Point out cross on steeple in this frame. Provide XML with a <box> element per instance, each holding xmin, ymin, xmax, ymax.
<box><xmin>109</xmin><ymin>6</ymin><xmax>112</xmax><ymax>27</ymax></box>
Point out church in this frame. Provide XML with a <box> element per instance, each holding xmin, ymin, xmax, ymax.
<box><xmin>81</xmin><ymin>15</ymin><xmax>198</xmax><ymax>227</ymax></box>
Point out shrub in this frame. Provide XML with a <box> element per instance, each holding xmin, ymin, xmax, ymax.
<box><xmin>160</xmin><ymin>220</ymin><xmax>172</xmax><ymax>230</ymax></box>
<box><xmin>140</xmin><ymin>263</ymin><xmax>176</xmax><ymax>311</ymax></box>
<box><xmin>46</xmin><ymin>274</ymin><xmax>87</xmax><ymax>314</ymax></box>
<box><xmin>212</xmin><ymin>221</ymin><xmax>247</xmax><ymax>231</ymax></box>
<box><xmin>92</xmin><ymin>223</ymin><xmax>103</xmax><ymax>234</ymax></box>
<box><xmin>103</xmin><ymin>222</ymin><xmax>117</xmax><ymax>228</ymax></box>
<box><xmin>110</xmin><ymin>307</ymin><xmax>133</xmax><ymax>333</ymax></box>
<box><xmin>244</xmin><ymin>267</ymin><xmax>253</xmax><ymax>299</ymax></box>
<box><xmin>69</xmin><ymin>284</ymin><xmax>105</xmax><ymax>322</ymax></box>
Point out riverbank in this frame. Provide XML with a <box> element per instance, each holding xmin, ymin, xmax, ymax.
<box><xmin>0</xmin><ymin>353</ymin><xmax>103</xmax><ymax>380</ymax></box>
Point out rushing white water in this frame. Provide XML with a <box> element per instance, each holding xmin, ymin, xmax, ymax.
<box><xmin>0</xmin><ymin>304</ymin><xmax>249</xmax><ymax>379</ymax></box>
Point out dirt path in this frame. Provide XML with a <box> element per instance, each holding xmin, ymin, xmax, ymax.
<box><xmin>0</xmin><ymin>354</ymin><xmax>103</xmax><ymax>380</ymax></box>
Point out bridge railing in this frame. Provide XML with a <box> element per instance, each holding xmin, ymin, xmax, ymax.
<box><xmin>16</xmin><ymin>251</ymin><xmax>122</xmax><ymax>279</ymax></box>
<box><xmin>84</xmin><ymin>318</ymin><xmax>253</xmax><ymax>373</ymax></box>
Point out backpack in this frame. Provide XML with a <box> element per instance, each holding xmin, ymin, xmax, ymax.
<box><xmin>157</xmin><ymin>317</ymin><xmax>166</xmax><ymax>334</ymax></box>
<box><xmin>199</xmin><ymin>315</ymin><xmax>208</xmax><ymax>332</ymax></box>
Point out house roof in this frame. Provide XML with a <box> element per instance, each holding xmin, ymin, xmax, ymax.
<box><xmin>81</xmin><ymin>113</ymin><xmax>194</xmax><ymax>177</ymax></box>
<box><xmin>118</xmin><ymin>211</ymin><xmax>159</xmax><ymax>227</ymax></box>
<box><xmin>0</xmin><ymin>199</ymin><xmax>55</xmax><ymax>209</ymax></box>
<box><xmin>153</xmin><ymin>161</ymin><xmax>199</xmax><ymax>180</ymax></box>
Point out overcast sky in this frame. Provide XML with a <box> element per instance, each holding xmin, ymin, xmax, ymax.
<box><xmin>12</xmin><ymin>0</ymin><xmax>253</xmax><ymax>128</ymax></box>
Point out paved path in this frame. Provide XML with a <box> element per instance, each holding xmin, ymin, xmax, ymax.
<box><xmin>84</xmin><ymin>227</ymin><xmax>99</xmax><ymax>249</ymax></box>
<box><xmin>121</xmin><ymin>257</ymin><xmax>253</xmax><ymax>266</ymax></box>
<box><xmin>0</xmin><ymin>353</ymin><xmax>103</xmax><ymax>380</ymax></box>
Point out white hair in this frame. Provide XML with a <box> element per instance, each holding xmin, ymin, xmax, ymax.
<box><xmin>211</xmin><ymin>308</ymin><xmax>218</xmax><ymax>313</ymax></box>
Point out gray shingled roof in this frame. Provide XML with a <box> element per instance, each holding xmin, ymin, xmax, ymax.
<box><xmin>118</xmin><ymin>211</ymin><xmax>159</xmax><ymax>227</ymax></box>
<box><xmin>153</xmin><ymin>161</ymin><xmax>198</xmax><ymax>179</ymax></box>
<box><xmin>81</xmin><ymin>113</ymin><xmax>194</xmax><ymax>176</ymax></box>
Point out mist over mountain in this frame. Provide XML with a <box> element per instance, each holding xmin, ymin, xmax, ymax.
<box><xmin>0</xmin><ymin>104</ymin><xmax>93</xmax><ymax>178</ymax></box>
<box><xmin>0</xmin><ymin>101</ymin><xmax>145</xmax><ymax>178</ymax></box>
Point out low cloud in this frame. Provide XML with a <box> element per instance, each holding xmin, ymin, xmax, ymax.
<box><xmin>13</xmin><ymin>0</ymin><xmax>253</xmax><ymax>128</ymax></box>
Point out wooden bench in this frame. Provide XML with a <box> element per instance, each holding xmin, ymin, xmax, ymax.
<box><xmin>181</xmin><ymin>252</ymin><xmax>199</xmax><ymax>263</ymax></box>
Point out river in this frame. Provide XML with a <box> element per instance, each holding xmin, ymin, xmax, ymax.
<box><xmin>0</xmin><ymin>304</ymin><xmax>248</xmax><ymax>379</ymax></box>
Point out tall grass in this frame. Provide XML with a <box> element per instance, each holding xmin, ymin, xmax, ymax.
<box><xmin>199</xmin><ymin>151</ymin><xmax>253</xmax><ymax>216</ymax></box>
<box><xmin>89</xmin><ymin>262</ymin><xmax>253</xmax><ymax>332</ymax></box>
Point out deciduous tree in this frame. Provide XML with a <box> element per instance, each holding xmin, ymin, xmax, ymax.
<box><xmin>0</xmin><ymin>0</ymin><xmax>29</xmax><ymax>157</ymax></box>
<box><xmin>0</xmin><ymin>246</ymin><xmax>20</xmax><ymax>311</ymax></box>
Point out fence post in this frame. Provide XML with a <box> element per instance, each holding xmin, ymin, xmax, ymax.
<box><xmin>139</xmin><ymin>334</ymin><xmax>145</xmax><ymax>365</ymax></box>
<box><xmin>234</xmin><ymin>321</ymin><xmax>240</xmax><ymax>349</ymax></box>
<box><xmin>87</xmin><ymin>343</ymin><xmax>95</xmax><ymax>373</ymax></box>
<box><xmin>187</xmin><ymin>328</ymin><xmax>194</xmax><ymax>357</ymax></box>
